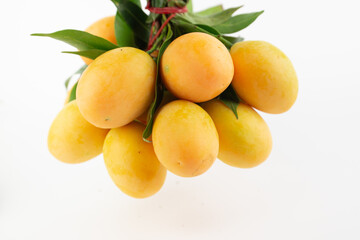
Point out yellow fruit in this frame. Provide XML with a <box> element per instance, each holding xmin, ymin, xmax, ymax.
<box><xmin>103</xmin><ymin>122</ymin><xmax>167</xmax><ymax>198</ymax></box>
<box><xmin>153</xmin><ymin>100</ymin><xmax>219</xmax><ymax>177</ymax></box>
<box><xmin>161</xmin><ymin>32</ymin><xmax>234</xmax><ymax>102</ymax></box>
<box><xmin>77</xmin><ymin>47</ymin><xmax>156</xmax><ymax>129</ymax></box>
<box><xmin>48</xmin><ymin>101</ymin><xmax>109</xmax><ymax>164</ymax></box>
<box><xmin>230</xmin><ymin>41</ymin><xmax>298</xmax><ymax>114</ymax></box>
<box><xmin>82</xmin><ymin>16</ymin><xmax>117</xmax><ymax>65</ymax></box>
<box><xmin>202</xmin><ymin>100</ymin><xmax>272</xmax><ymax>168</ymax></box>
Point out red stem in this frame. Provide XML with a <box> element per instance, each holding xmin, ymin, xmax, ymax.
<box><xmin>148</xmin><ymin>21</ymin><xmax>157</xmax><ymax>43</ymax></box>
<box><xmin>147</xmin><ymin>13</ymin><xmax>176</xmax><ymax>51</ymax></box>
<box><xmin>146</xmin><ymin>0</ymin><xmax>188</xmax><ymax>14</ymax></box>
<box><xmin>146</xmin><ymin>6</ymin><xmax>188</xmax><ymax>14</ymax></box>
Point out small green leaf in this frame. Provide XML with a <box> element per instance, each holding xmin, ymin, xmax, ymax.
<box><xmin>177</xmin><ymin>6</ymin><xmax>242</xmax><ymax>26</ymax></box>
<box><xmin>143</xmin><ymin>25</ymin><xmax>173</xmax><ymax>142</ymax></box>
<box><xmin>213</xmin><ymin>11</ymin><xmax>264</xmax><ymax>34</ymax></box>
<box><xmin>196</xmin><ymin>5</ymin><xmax>223</xmax><ymax>16</ymax></box>
<box><xmin>111</xmin><ymin>0</ymin><xmax>150</xmax><ymax>49</ymax></box>
<box><xmin>62</xmin><ymin>49</ymin><xmax>106</xmax><ymax>60</ymax></box>
<box><xmin>219</xmin><ymin>85</ymin><xmax>242</xmax><ymax>119</ymax></box>
<box><xmin>64</xmin><ymin>65</ymin><xmax>87</xmax><ymax>89</ymax></box>
<box><xmin>31</xmin><ymin>30</ymin><xmax>118</xmax><ymax>51</ymax></box>
<box><xmin>115</xmin><ymin>13</ymin><xmax>136</xmax><ymax>47</ymax></box>
<box><xmin>187</xmin><ymin>0</ymin><xmax>193</xmax><ymax>12</ymax></box>
<box><xmin>68</xmin><ymin>82</ymin><xmax>78</xmax><ymax>103</ymax></box>
<box><xmin>220</xmin><ymin>99</ymin><xmax>239</xmax><ymax>119</ymax></box>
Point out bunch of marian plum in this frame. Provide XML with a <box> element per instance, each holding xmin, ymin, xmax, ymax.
<box><xmin>40</xmin><ymin>2</ymin><xmax>298</xmax><ymax>198</ymax></box>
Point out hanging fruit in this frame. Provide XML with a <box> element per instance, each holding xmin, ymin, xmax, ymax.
<box><xmin>32</xmin><ymin>0</ymin><xmax>298</xmax><ymax>198</ymax></box>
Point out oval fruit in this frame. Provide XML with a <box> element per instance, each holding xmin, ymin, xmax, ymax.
<box><xmin>48</xmin><ymin>101</ymin><xmax>109</xmax><ymax>164</ymax></box>
<box><xmin>103</xmin><ymin>122</ymin><xmax>167</xmax><ymax>198</ymax></box>
<box><xmin>161</xmin><ymin>32</ymin><xmax>234</xmax><ymax>102</ymax></box>
<box><xmin>153</xmin><ymin>100</ymin><xmax>219</xmax><ymax>177</ymax></box>
<box><xmin>202</xmin><ymin>100</ymin><xmax>272</xmax><ymax>168</ymax></box>
<box><xmin>230</xmin><ymin>41</ymin><xmax>298</xmax><ymax>114</ymax></box>
<box><xmin>82</xmin><ymin>16</ymin><xmax>117</xmax><ymax>65</ymax></box>
<box><xmin>77</xmin><ymin>47</ymin><xmax>156</xmax><ymax>129</ymax></box>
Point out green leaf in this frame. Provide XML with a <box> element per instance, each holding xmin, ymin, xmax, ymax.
<box><xmin>64</xmin><ymin>65</ymin><xmax>87</xmax><ymax>89</ymax></box>
<box><xmin>115</xmin><ymin>13</ymin><xmax>136</xmax><ymax>47</ymax></box>
<box><xmin>195</xmin><ymin>24</ymin><xmax>221</xmax><ymax>35</ymax></box>
<box><xmin>62</xmin><ymin>49</ymin><xmax>106</xmax><ymax>59</ymax></box>
<box><xmin>187</xmin><ymin>0</ymin><xmax>193</xmax><ymax>12</ymax></box>
<box><xmin>111</xmin><ymin>0</ymin><xmax>150</xmax><ymax>49</ymax></box>
<box><xmin>220</xmin><ymin>99</ymin><xmax>239</xmax><ymax>119</ymax></box>
<box><xmin>194</xmin><ymin>24</ymin><xmax>233</xmax><ymax>48</ymax></box>
<box><xmin>143</xmin><ymin>25</ymin><xmax>173</xmax><ymax>142</ymax></box>
<box><xmin>196</xmin><ymin>5</ymin><xmax>223</xmax><ymax>16</ymax></box>
<box><xmin>68</xmin><ymin>82</ymin><xmax>78</xmax><ymax>103</ymax></box>
<box><xmin>31</xmin><ymin>30</ymin><xmax>118</xmax><ymax>51</ymax></box>
<box><xmin>213</xmin><ymin>11</ymin><xmax>264</xmax><ymax>34</ymax></box>
<box><xmin>223</xmin><ymin>35</ymin><xmax>244</xmax><ymax>45</ymax></box>
<box><xmin>130</xmin><ymin>0</ymin><xmax>141</xmax><ymax>7</ymax></box>
<box><xmin>219</xmin><ymin>85</ymin><xmax>241</xmax><ymax>119</ymax></box>
<box><xmin>114</xmin><ymin>0</ymin><xmax>141</xmax><ymax>45</ymax></box>
<box><xmin>177</xmin><ymin>6</ymin><xmax>242</xmax><ymax>26</ymax></box>
<box><xmin>171</xmin><ymin>19</ymin><xmax>233</xmax><ymax>48</ymax></box>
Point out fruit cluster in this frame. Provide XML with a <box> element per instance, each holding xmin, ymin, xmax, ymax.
<box><xmin>36</xmin><ymin>1</ymin><xmax>298</xmax><ymax>198</ymax></box>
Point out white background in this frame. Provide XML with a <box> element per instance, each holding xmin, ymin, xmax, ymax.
<box><xmin>1</xmin><ymin>0</ymin><xmax>360</xmax><ymax>239</ymax></box>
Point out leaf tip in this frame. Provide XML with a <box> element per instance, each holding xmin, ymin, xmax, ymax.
<box><xmin>142</xmin><ymin>136</ymin><xmax>152</xmax><ymax>143</ymax></box>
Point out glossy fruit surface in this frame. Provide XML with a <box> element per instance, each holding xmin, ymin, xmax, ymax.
<box><xmin>202</xmin><ymin>100</ymin><xmax>272</xmax><ymax>168</ymax></box>
<box><xmin>103</xmin><ymin>122</ymin><xmax>167</xmax><ymax>198</ymax></box>
<box><xmin>48</xmin><ymin>101</ymin><xmax>109</xmax><ymax>164</ymax></box>
<box><xmin>161</xmin><ymin>32</ymin><xmax>234</xmax><ymax>102</ymax></box>
<box><xmin>77</xmin><ymin>47</ymin><xmax>156</xmax><ymax>129</ymax></box>
<box><xmin>231</xmin><ymin>41</ymin><xmax>298</xmax><ymax>114</ymax></box>
<box><xmin>153</xmin><ymin>100</ymin><xmax>219</xmax><ymax>177</ymax></box>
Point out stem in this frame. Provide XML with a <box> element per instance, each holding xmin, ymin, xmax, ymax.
<box><xmin>146</xmin><ymin>30</ymin><xmax>165</xmax><ymax>54</ymax></box>
<box><xmin>146</xmin><ymin>13</ymin><xmax>176</xmax><ymax>51</ymax></box>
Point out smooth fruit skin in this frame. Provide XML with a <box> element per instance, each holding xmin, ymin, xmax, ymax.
<box><xmin>48</xmin><ymin>101</ymin><xmax>109</xmax><ymax>164</ymax></box>
<box><xmin>103</xmin><ymin>122</ymin><xmax>167</xmax><ymax>198</ymax></box>
<box><xmin>161</xmin><ymin>32</ymin><xmax>234</xmax><ymax>103</ymax></box>
<box><xmin>82</xmin><ymin>16</ymin><xmax>116</xmax><ymax>65</ymax></box>
<box><xmin>153</xmin><ymin>100</ymin><xmax>219</xmax><ymax>177</ymax></box>
<box><xmin>202</xmin><ymin>100</ymin><xmax>272</xmax><ymax>168</ymax></box>
<box><xmin>77</xmin><ymin>47</ymin><xmax>156</xmax><ymax>129</ymax></box>
<box><xmin>230</xmin><ymin>41</ymin><xmax>298</xmax><ymax>114</ymax></box>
